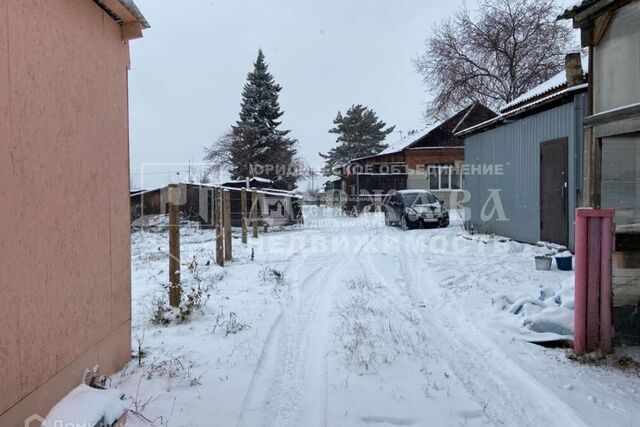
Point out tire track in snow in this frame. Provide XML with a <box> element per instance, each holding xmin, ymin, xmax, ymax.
<box><xmin>237</xmin><ymin>248</ymin><xmax>328</xmax><ymax>427</ymax></box>
<box><xmin>395</xmin><ymin>244</ymin><xmax>589</xmax><ymax>427</ymax></box>
<box><xmin>237</xmin><ymin>232</ymin><xmax>375</xmax><ymax>427</ymax></box>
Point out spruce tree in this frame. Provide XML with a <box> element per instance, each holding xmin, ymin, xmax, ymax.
<box><xmin>320</xmin><ymin>105</ymin><xmax>395</xmax><ymax>174</ymax></box>
<box><xmin>228</xmin><ymin>50</ymin><xmax>298</xmax><ymax>188</ymax></box>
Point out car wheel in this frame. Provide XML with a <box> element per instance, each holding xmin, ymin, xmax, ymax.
<box><xmin>438</xmin><ymin>217</ymin><xmax>449</xmax><ymax>228</ymax></box>
<box><xmin>384</xmin><ymin>213</ymin><xmax>391</xmax><ymax>226</ymax></box>
<box><xmin>400</xmin><ymin>215</ymin><xmax>414</xmax><ymax>231</ymax></box>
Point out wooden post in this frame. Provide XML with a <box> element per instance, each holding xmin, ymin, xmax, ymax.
<box><xmin>215</xmin><ymin>188</ymin><xmax>224</xmax><ymax>267</ymax></box>
<box><xmin>251</xmin><ymin>187</ymin><xmax>259</xmax><ymax>238</ymax></box>
<box><xmin>593</xmin><ymin>137</ymin><xmax>602</xmax><ymax>208</ymax></box>
<box><xmin>212</xmin><ymin>187</ymin><xmax>217</xmax><ymax>225</ymax></box>
<box><xmin>584</xmin><ymin>128</ymin><xmax>602</xmax><ymax>208</ymax></box>
<box><xmin>168</xmin><ymin>184</ymin><xmax>181</xmax><ymax>307</ymax></box>
<box><xmin>296</xmin><ymin>196</ymin><xmax>304</xmax><ymax>225</ymax></box>
<box><xmin>583</xmin><ymin>128</ymin><xmax>593</xmax><ymax>207</ymax></box>
<box><xmin>224</xmin><ymin>189</ymin><xmax>232</xmax><ymax>261</ymax></box>
<box><xmin>241</xmin><ymin>188</ymin><xmax>248</xmax><ymax>244</ymax></box>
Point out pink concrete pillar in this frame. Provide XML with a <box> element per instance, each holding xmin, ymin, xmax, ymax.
<box><xmin>586</xmin><ymin>218</ymin><xmax>602</xmax><ymax>352</ymax></box>
<box><xmin>600</xmin><ymin>216</ymin><xmax>614</xmax><ymax>354</ymax></box>
<box><xmin>574</xmin><ymin>208</ymin><xmax>616</xmax><ymax>355</ymax></box>
<box><xmin>574</xmin><ymin>211</ymin><xmax>588</xmax><ymax>355</ymax></box>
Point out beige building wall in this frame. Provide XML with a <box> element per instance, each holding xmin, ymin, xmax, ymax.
<box><xmin>595</xmin><ymin>1</ymin><xmax>640</xmax><ymax>227</ymax></box>
<box><xmin>0</xmin><ymin>0</ymin><xmax>135</xmax><ymax>424</ymax></box>
<box><xmin>593</xmin><ymin>1</ymin><xmax>640</xmax><ymax>114</ymax></box>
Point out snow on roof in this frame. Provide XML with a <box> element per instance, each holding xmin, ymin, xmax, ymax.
<box><xmin>501</xmin><ymin>54</ymin><xmax>588</xmax><ymax>112</ymax></box>
<box><xmin>348</xmin><ymin>124</ymin><xmax>442</xmax><ymax>162</ymax></box>
<box><xmin>457</xmin><ymin>82</ymin><xmax>588</xmax><ymax>136</ymax></box>
<box><xmin>253</xmin><ymin>177</ymin><xmax>273</xmax><ymax>183</ymax></box>
<box><xmin>130</xmin><ymin>182</ymin><xmax>303</xmax><ymax>199</ymax></box>
<box><xmin>559</xmin><ymin>0</ymin><xmax>599</xmax><ymax>18</ymax></box>
<box><xmin>130</xmin><ymin>185</ymin><xmax>166</xmax><ymax>196</ymax></box>
<box><xmin>377</xmin><ymin>124</ymin><xmax>440</xmax><ymax>156</ymax></box>
<box><xmin>564</xmin><ymin>0</ymin><xmax>592</xmax><ymax>10</ymax></box>
<box><xmin>326</xmin><ymin>176</ymin><xmax>342</xmax><ymax>182</ymax></box>
<box><xmin>348</xmin><ymin>104</ymin><xmax>483</xmax><ymax>163</ymax></box>
<box><xmin>398</xmin><ymin>189</ymin><xmax>431</xmax><ymax>194</ymax></box>
<box><xmin>223</xmin><ymin>177</ymin><xmax>273</xmax><ymax>184</ymax></box>
<box><xmin>377</xmin><ymin>137</ymin><xmax>409</xmax><ymax>156</ymax></box>
<box><xmin>208</xmin><ymin>184</ymin><xmax>303</xmax><ymax>199</ymax></box>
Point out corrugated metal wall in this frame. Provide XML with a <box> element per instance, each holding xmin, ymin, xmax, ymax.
<box><xmin>464</xmin><ymin>93</ymin><xmax>587</xmax><ymax>249</ymax></box>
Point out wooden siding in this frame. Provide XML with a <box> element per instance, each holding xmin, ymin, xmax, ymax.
<box><xmin>593</xmin><ymin>1</ymin><xmax>640</xmax><ymax>114</ymax></box>
<box><xmin>405</xmin><ymin>148</ymin><xmax>465</xmax><ymax>170</ymax></box>
<box><xmin>613</xmin><ymin>251</ymin><xmax>640</xmax><ymax>307</ymax></box>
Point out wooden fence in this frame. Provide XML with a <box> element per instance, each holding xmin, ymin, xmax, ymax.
<box><xmin>162</xmin><ymin>183</ymin><xmax>303</xmax><ymax>307</ymax></box>
<box><xmin>131</xmin><ymin>183</ymin><xmax>303</xmax><ymax>229</ymax></box>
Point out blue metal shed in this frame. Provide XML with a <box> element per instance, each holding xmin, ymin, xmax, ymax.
<box><xmin>458</xmin><ymin>60</ymin><xmax>589</xmax><ymax>250</ymax></box>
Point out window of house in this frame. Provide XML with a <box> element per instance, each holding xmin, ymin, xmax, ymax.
<box><xmin>451</xmin><ymin>165</ymin><xmax>462</xmax><ymax>190</ymax></box>
<box><xmin>428</xmin><ymin>164</ymin><xmax>460</xmax><ymax>190</ymax></box>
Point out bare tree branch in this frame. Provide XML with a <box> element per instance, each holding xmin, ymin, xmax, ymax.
<box><xmin>203</xmin><ymin>131</ymin><xmax>235</xmax><ymax>175</ymax></box>
<box><xmin>414</xmin><ymin>0</ymin><xmax>574</xmax><ymax>120</ymax></box>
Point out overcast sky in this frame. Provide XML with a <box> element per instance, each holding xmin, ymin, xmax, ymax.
<box><xmin>128</xmin><ymin>0</ymin><xmax>576</xmax><ymax>190</ymax></box>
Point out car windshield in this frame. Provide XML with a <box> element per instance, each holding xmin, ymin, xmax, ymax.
<box><xmin>401</xmin><ymin>192</ymin><xmax>436</xmax><ymax>206</ymax></box>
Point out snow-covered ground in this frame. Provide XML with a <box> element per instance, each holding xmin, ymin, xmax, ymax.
<box><xmin>114</xmin><ymin>207</ymin><xmax>640</xmax><ymax>427</ymax></box>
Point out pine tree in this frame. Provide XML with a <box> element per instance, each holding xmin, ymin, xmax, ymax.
<box><xmin>227</xmin><ymin>50</ymin><xmax>299</xmax><ymax>189</ymax></box>
<box><xmin>320</xmin><ymin>105</ymin><xmax>395</xmax><ymax>174</ymax></box>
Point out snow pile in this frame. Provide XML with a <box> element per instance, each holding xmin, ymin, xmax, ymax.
<box><xmin>494</xmin><ymin>276</ymin><xmax>575</xmax><ymax>342</ymax></box>
<box><xmin>44</xmin><ymin>384</ymin><xmax>126</xmax><ymax>426</ymax></box>
<box><xmin>556</xmin><ymin>250</ymin><xmax>573</xmax><ymax>258</ymax></box>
